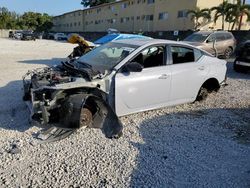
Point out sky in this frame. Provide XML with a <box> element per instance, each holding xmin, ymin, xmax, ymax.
<box><xmin>0</xmin><ymin>0</ymin><xmax>249</xmax><ymax>16</ymax></box>
<box><xmin>0</xmin><ymin>0</ymin><xmax>82</xmax><ymax>16</ymax></box>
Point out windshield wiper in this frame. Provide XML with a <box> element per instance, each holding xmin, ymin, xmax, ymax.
<box><xmin>77</xmin><ymin>61</ymin><xmax>102</xmax><ymax>76</ymax></box>
<box><xmin>77</xmin><ymin>61</ymin><xmax>93</xmax><ymax>68</ymax></box>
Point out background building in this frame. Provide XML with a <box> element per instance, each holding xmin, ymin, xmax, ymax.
<box><xmin>52</xmin><ymin>0</ymin><xmax>250</xmax><ymax>33</ymax></box>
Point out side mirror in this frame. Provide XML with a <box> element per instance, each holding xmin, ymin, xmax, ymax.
<box><xmin>123</xmin><ymin>62</ymin><xmax>143</xmax><ymax>72</ymax></box>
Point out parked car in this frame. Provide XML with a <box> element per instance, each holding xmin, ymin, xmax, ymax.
<box><xmin>13</xmin><ymin>31</ymin><xmax>23</xmax><ymax>40</ymax></box>
<box><xmin>22</xmin><ymin>39</ymin><xmax>227</xmax><ymax>142</ymax></box>
<box><xmin>183</xmin><ymin>31</ymin><xmax>236</xmax><ymax>59</ymax></box>
<box><xmin>54</xmin><ymin>33</ymin><xmax>67</xmax><ymax>40</ymax></box>
<box><xmin>9</xmin><ymin>31</ymin><xmax>14</xmax><ymax>38</ymax></box>
<box><xmin>94</xmin><ymin>33</ymin><xmax>152</xmax><ymax>46</ymax></box>
<box><xmin>234</xmin><ymin>40</ymin><xmax>250</xmax><ymax>73</ymax></box>
<box><xmin>21</xmin><ymin>31</ymin><xmax>36</xmax><ymax>41</ymax></box>
<box><xmin>43</xmin><ymin>32</ymin><xmax>55</xmax><ymax>40</ymax></box>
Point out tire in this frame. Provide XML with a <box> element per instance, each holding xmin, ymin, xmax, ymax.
<box><xmin>196</xmin><ymin>87</ymin><xmax>208</xmax><ymax>101</ymax></box>
<box><xmin>234</xmin><ymin>60</ymin><xmax>246</xmax><ymax>73</ymax></box>
<box><xmin>224</xmin><ymin>47</ymin><xmax>233</xmax><ymax>59</ymax></box>
<box><xmin>234</xmin><ymin>64</ymin><xmax>242</xmax><ymax>73</ymax></box>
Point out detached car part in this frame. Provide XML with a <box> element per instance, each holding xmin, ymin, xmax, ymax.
<box><xmin>67</xmin><ymin>34</ymin><xmax>95</xmax><ymax>60</ymax></box>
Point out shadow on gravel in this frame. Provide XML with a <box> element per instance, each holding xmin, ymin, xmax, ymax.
<box><xmin>18</xmin><ymin>58</ymin><xmax>65</xmax><ymax>66</ymax></box>
<box><xmin>0</xmin><ymin>80</ymin><xmax>30</xmax><ymax>132</ymax></box>
<box><xmin>226</xmin><ymin>62</ymin><xmax>250</xmax><ymax>80</ymax></box>
<box><xmin>130</xmin><ymin>107</ymin><xmax>250</xmax><ymax>187</ymax></box>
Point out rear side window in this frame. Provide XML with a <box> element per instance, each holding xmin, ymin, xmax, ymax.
<box><xmin>225</xmin><ymin>33</ymin><xmax>233</xmax><ymax>40</ymax></box>
<box><xmin>171</xmin><ymin>46</ymin><xmax>195</xmax><ymax>64</ymax></box>
<box><xmin>215</xmin><ymin>33</ymin><xmax>226</xmax><ymax>41</ymax></box>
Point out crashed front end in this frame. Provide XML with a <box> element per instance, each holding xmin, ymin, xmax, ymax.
<box><xmin>22</xmin><ymin>65</ymin><xmax>122</xmax><ymax>142</ymax></box>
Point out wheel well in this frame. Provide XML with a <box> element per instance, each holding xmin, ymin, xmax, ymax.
<box><xmin>201</xmin><ymin>78</ymin><xmax>220</xmax><ymax>92</ymax></box>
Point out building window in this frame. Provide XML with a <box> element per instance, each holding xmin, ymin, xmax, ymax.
<box><xmin>146</xmin><ymin>15</ymin><xmax>154</xmax><ymax>21</ymax></box>
<box><xmin>178</xmin><ymin>10</ymin><xmax>188</xmax><ymax>18</ymax></box>
<box><xmin>147</xmin><ymin>0</ymin><xmax>155</xmax><ymax>4</ymax></box>
<box><xmin>120</xmin><ymin>18</ymin><xmax>124</xmax><ymax>23</ymax></box>
<box><xmin>97</xmin><ymin>8</ymin><xmax>101</xmax><ymax>13</ymax></box>
<box><xmin>159</xmin><ymin>12</ymin><xmax>168</xmax><ymax>20</ymax></box>
<box><xmin>111</xmin><ymin>6</ymin><xmax>115</xmax><ymax>12</ymax></box>
<box><xmin>121</xmin><ymin>3</ymin><xmax>127</xmax><ymax>8</ymax></box>
<box><xmin>78</xmin><ymin>22</ymin><xmax>81</xmax><ymax>26</ymax></box>
<box><xmin>137</xmin><ymin>16</ymin><xmax>140</xmax><ymax>20</ymax></box>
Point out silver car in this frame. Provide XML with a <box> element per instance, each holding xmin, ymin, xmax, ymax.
<box><xmin>23</xmin><ymin>39</ymin><xmax>227</xmax><ymax>142</ymax></box>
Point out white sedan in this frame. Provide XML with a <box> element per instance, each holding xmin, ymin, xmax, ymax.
<box><xmin>23</xmin><ymin>39</ymin><xmax>227</xmax><ymax>141</ymax></box>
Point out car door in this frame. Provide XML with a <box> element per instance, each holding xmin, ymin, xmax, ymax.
<box><xmin>169</xmin><ymin>45</ymin><xmax>209</xmax><ymax>103</ymax></box>
<box><xmin>214</xmin><ymin>33</ymin><xmax>226</xmax><ymax>55</ymax></box>
<box><xmin>115</xmin><ymin>45</ymin><xmax>171</xmax><ymax>116</ymax></box>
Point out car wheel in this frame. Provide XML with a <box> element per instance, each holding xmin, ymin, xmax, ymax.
<box><xmin>196</xmin><ymin>87</ymin><xmax>208</xmax><ymax>101</ymax></box>
<box><xmin>224</xmin><ymin>47</ymin><xmax>233</xmax><ymax>59</ymax></box>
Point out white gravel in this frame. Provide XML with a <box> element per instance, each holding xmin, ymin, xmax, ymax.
<box><xmin>0</xmin><ymin>38</ymin><xmax>249</xmax><ymax>188</ymax></box>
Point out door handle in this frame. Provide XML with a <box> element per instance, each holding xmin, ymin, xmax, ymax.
<box><xmin>198</xmin><ymin>66</ymin><xmax>205</xmax><ymax>70</ymax></box>
<box><xmin>158</xmin><ymin>74</ymin><xmax>169</xmax><ymax>79</ymax></box>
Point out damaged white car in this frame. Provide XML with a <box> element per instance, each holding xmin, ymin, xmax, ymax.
<box><xmin>23</xmin><ymin>39</ymin><xmax>227</xmax><ymax>142</ymax></box>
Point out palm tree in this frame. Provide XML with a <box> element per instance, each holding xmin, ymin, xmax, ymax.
<box><xmin>187</xmin><ymin>8</ymin><xmax>211</xmax><ymax>30</ymax></box>
<box><xmin>227</xmin><ymin>0</ymin><xmax>250</xmax><ymax>30</ymax></box>
<box><xmin>211</xmin><ymin>1</ymin><xmax>231</xmax><ymax>30</ymax></box>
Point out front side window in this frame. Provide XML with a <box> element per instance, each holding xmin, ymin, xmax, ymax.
<box><xmin>131</xmin><ymin>46</ymin><xmax>165</xmax><ymax>68</ymax></box>
<box><xmin>171</xmin><ymin>46</ymin><xmax>195</xmax><ymax>64</ymax></box>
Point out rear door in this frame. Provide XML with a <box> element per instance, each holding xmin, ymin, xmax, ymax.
<box><xmin>115</xmin><ymin>45</ymin><xmax>171</xmax><ymax>116</ymax></box>
<box><xmin>169</xmin><ymin>45</ymin><xmax>209</xmax><ymax>102</ymax></box>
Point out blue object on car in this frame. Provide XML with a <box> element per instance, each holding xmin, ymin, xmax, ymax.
<box><xmin>94</xmin><ymin>33</ymin><xmax>152</xmax><ymax>45</ymax></box>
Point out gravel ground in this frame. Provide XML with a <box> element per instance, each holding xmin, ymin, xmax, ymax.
<box><xmin>0</xmin><ymin>38</ymin><xmax>249</xmax><ymax>188</ymax></box>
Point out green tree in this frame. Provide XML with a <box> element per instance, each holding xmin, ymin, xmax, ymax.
<box><xmin>187</xmin><ymin>8</ymin><xmax>211</xmax><ymax>30</ymax></box>
<box><xmin>81</xmin><ymin>0</ymin><xmax>115</xmax><ymax>7</ymax></box>
<box><xmin>0</xmin><ymin>7</ymin><xmax>12</xmax><ymax>29</ymax></box>
<box><xmin>211</xmin><ymin>1</ymin><xmax>231</xmax><ymax>30</ymax></box>
<box><xmin>226</xmin><ymin>0</ymin><xmax>250</xmax><ymax>30</ymax></box>
<box><xmin>21</xmin><ymin>12</ymin><xmax>53</xmax><ymax>31</ymax></box>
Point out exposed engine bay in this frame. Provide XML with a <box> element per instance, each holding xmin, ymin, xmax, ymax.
<box><xmin>23</xmin><ymin>61</ymin><xmax>122</xmax><ymax>142</ymax></box>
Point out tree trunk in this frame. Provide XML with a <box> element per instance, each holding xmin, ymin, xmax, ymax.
<box><xmin>231</xmin><ymin>20</ymin><xmax>236</xmax><ymax>30</ymax></box>
<box><xmin>239</xmin><ymin>0</ymin><xmax>246</xmax><ymax>30</ymax></box>
<box><xmin>222</xmin><ymin>14</ymin><xmax>225</xmax><ymax>30</ymax></box>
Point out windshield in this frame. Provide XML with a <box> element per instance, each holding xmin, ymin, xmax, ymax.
<box><xmin>78</xmin><ymin>42</ymin><xmax>138</xmax><ymax>72</ymax></box>
<box><xmin>184</xmin><ymin>33</ymin><xmax>209</xmax><ymax>42</ymax></box>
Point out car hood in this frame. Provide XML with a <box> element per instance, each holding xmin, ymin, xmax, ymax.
<box><xmin>24</xmin><ymin>61</ymin><xmax>106</xmax><ymax>90</ymax></box>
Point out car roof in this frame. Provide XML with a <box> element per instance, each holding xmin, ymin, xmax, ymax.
<box><xmin>94</xmin><ymin>33</ymin><xmax>151</xmax><ymax>44</ymax></box>
<box><xmin>195</xmin><ymin>30</ymin><xmax>231</xmax><ymax>35</ymax></box>
<box><xmin>112</xmin><ymin>38</ymin><xmax>192</xmax><ymax>47</ymax></box>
